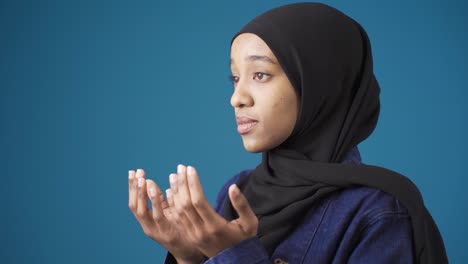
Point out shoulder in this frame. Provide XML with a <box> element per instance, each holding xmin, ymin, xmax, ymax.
<box><xmin>275</xmin><ymin>186</ymin><xmax>413</xmax><ymax>263</ymax></box>
<box><xmin>324</xmin><ymin>187</ymin><xmax>414</xmax><ymax>263</ymax></box>
<box><xmin>290</xmin><ymin>185</ymin><xmax>412</xmax><ymax>238</ymax></box>
<box><xmin>333</xmin><ymin>186</ymin><xmax>409</xmax><ymax>216</ymax></box>
<box><xmin>321</xmin><ymin>186</ymin><xmax>411</xmax><ymax>234</ymax></box>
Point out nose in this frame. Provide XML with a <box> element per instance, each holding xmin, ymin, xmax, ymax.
<box><xmin>230</xmin><ymin>80</ymin><xmax>254</xmax><ymax>109</ymax></box>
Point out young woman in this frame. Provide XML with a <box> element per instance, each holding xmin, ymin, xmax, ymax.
<box><xmin>128</xmin><ymin>3</ymin><xmax>447</xmax><ymax>263</ymax></box>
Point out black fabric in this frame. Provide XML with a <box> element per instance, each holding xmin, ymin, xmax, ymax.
<box><xmin>222</xmin><ymin>3</ymin><xmax>447</xmax><ymax>263</ymax></box>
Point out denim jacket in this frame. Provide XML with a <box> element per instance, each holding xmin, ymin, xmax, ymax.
<box><xmin>165</xmin><ymin>148</ymin><xmax>414</xmax><ymax>263</ymax></box>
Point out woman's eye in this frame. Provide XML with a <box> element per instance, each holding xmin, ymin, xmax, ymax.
<box><xmin>253</xmin><ymin>72</ymin><xmax>270</xmax><ymax>82</ymax></box>
<box><xmin>229</xmin><ymin>75</ymin><xmax>240</xmax><ymax>84</ymax></box>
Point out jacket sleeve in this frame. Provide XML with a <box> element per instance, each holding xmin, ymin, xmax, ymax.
<box><xmin>348</xmin><ymin>211</ymin><xmax>414</xmax><ymax>264</ymax></box>
<box><xmin>204</xmin><ymin>237</ymin><xmax>270</xmax><ymax>264</ymax></box>
<box><xmin>164</xmin><ymin>238</ymin><xmax>270</xmax><ymax>264</ymax></box>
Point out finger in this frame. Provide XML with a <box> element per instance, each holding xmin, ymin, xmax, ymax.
<box><xmin>146</xmin><ymin>179</ymin><xmax>169</xmax><ymax>228</ymax></box>
<box><xmin>129</xmin><ymin>169</ymin><xmax>155</xmax><ymax>237</ymax></box>
<box><xmin>165</xmin><ymin>189</ymin><xmax>177</xmax><ymax>219</ymax></box>
<box><xmin>136</xmin><ymin>169</ymin><xmax>152</xmax><ymax>222</ymax></box>
<box><xmin>169</xmin><ymin>173</ymin><xmax>178</xmax><ymax>194</ymax></box>
<box><xmin>175</xmin><ymin>165</ymin><xmax>204</xmax><ymax>227</ymax></box>
<box><xmin>229</xmin><ymin>184</ymin><xmax>258</xmax><ymax>235</ymax></box>
<box><xmin>128</xmin><ymin>170</ymin><xmax>138</xmax><ymax>212</ymax></box>
<box><xmin>166</xmin><ymin>189</ymin><xmax>174</xmax><ymax>207</ymax></box>
<box><xmin>170</xmin><ymin>166</ymin><xmax>196</xmax><ymax>231</ymax></box>
<box><xmin>136</xmin><ymin>168</ymin><xmax>146</xmax><ymax>181</ymax></box>
<box><xmin>187</xmin><ymin>166</ymin><xmax>218</xmax><ymax>223</ymax></box>
<box><xmin>160</xmin><ymin>196</ymin><xmax>169</xmax><ymax>210</ymax></box>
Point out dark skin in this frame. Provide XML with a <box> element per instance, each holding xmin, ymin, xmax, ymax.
<box><xmin>128</xmin><ymin>33</ymin><xmax>299</xmax><ymax>263</ymax></box>
<box><xmin>128</xmin><ymin>166</ymin><xmax>258</xmax><ymax>263</ymax></box>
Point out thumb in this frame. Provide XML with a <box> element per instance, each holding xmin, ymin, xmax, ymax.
<box><xmin>228</xmin><ymin>184</ymin><xmax>258</xmax><ymax>235</ymax></box>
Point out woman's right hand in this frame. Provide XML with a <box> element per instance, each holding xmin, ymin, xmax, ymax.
<box><xmin>128</xmin><ymin>169</ymin><xmax>204</xmax><ymax>264</ymax></box>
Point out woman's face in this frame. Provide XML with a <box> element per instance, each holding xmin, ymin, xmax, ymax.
<box><xmin>230</xmin><ymin>33</ymin><xmax>299</xmax><ymax>153</ymax></box>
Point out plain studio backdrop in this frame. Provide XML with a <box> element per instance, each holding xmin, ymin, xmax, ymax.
<box><xmin>1</xmin><ymin>0</ymin><xmax>467</xmax><ymax>263</ymax></box>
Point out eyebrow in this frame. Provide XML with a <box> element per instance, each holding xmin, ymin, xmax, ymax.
<box><xmin>230</xmin><ymin>55</ymin><xmax>277</xmax><ymax>65</ymax></box>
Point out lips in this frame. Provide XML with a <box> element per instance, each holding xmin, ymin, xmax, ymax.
<box><xmin>236</xmin><ymin>115</ymin><xmax>258</xmax><ymax>135</ymax></box>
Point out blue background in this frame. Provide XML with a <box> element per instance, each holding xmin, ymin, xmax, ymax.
<box><xmin>2</xmin><ymin>0</ymin><xmax>466</xmax><ymax>263</ymax></box>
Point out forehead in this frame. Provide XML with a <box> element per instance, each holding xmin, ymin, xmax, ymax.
<box><xmin>231</xmin><ymin>33</ymin><xmax>276</xmax><ymax>61</ymax></box>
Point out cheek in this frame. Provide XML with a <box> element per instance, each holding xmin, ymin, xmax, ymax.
<box><xmin>264</xmin><ymin>97</ymin><xmax>297</xmax><ymax>143</ymax></box>
<box><xmin>274</xmin><ymin>97</ymin><xmax>287</xmax><ymax>108</ymax></box>
<box><xmin>274</xmin><ymin>95</ymin><xmax>298</xmax><ymax>122</ymax></box>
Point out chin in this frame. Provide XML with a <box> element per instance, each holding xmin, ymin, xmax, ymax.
<box><xmin>242</xmin><ymin>136</ymin><xmax>285</xmax><ymax>153</ymax></box>
<box><xmin>242</xmin><ymin>140</ymin><xmax>267</xmax><ymax>153</ymax></box>
<box><xmin>244</xmin><ymin>147</ymin><xmax>263</xmax><ymax>153</ymax></box>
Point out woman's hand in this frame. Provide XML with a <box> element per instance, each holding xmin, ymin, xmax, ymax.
<box><xmin>128</xmin><ymin>169</ymin><xmax>204</xmax><ymax>264</ymax></box>
<box><xmin>168</xmin><ymin>164</ymin><xmax>258</xmax><ymax>258</ymax></box>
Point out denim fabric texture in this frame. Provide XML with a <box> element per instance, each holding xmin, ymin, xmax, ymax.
<box><xmin>166</xmin><ymin>147</ymin><xmax>414</xmax><ymax>263</ymax></box>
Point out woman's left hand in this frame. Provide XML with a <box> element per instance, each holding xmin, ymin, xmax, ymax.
<box><xmin>169</xmin><ymin>164</ymin><xmax>258</xmax><ymax>258</ymax></box>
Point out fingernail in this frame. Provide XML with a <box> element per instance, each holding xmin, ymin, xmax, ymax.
<box><xmin>138</xmin><ymin>177</ymin><xmax>144</xmax><ymax>187</ymax></box>
<box><xmin>187</xmin><ymin>166</ymin><xmax>194</xmax><ymax>176</ymax></box>
<box><xmin>170</xmin><ymin>174</ymin><xmax>177</xmax><ymax>184</ymax></box>
<box><xmin>136</xmin><ymin>169</ymin><xmax>143</xmax><ymax>178</ymax></box>
<box><xmin>177</xmin><ymin>164</ymin><xmax>185</xmax><ymax>174</ymax></box>
<box><xmin>128</xmin><ymin>170</ymin><xmax>134</xmax><ymax>179</ymax></box>
<box><xmin>166</xmin><ymin>189</ymin><xmax>172</xmax><ymax>198</ymax></box>
<box><xmin>149</xmin><ymin>187</ymin><xmax>156</xmax><ymax>197</ymax></box>
<box><xmin>231</xmin><ymin>184</ymin><xmax>239</xmax><ymax>196</ymax></box>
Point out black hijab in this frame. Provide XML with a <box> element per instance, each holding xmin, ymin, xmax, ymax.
<box><xmin>223</xmin><ymin>3</ymin><xmax>447</xmax><ymax>263</ymax></box>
